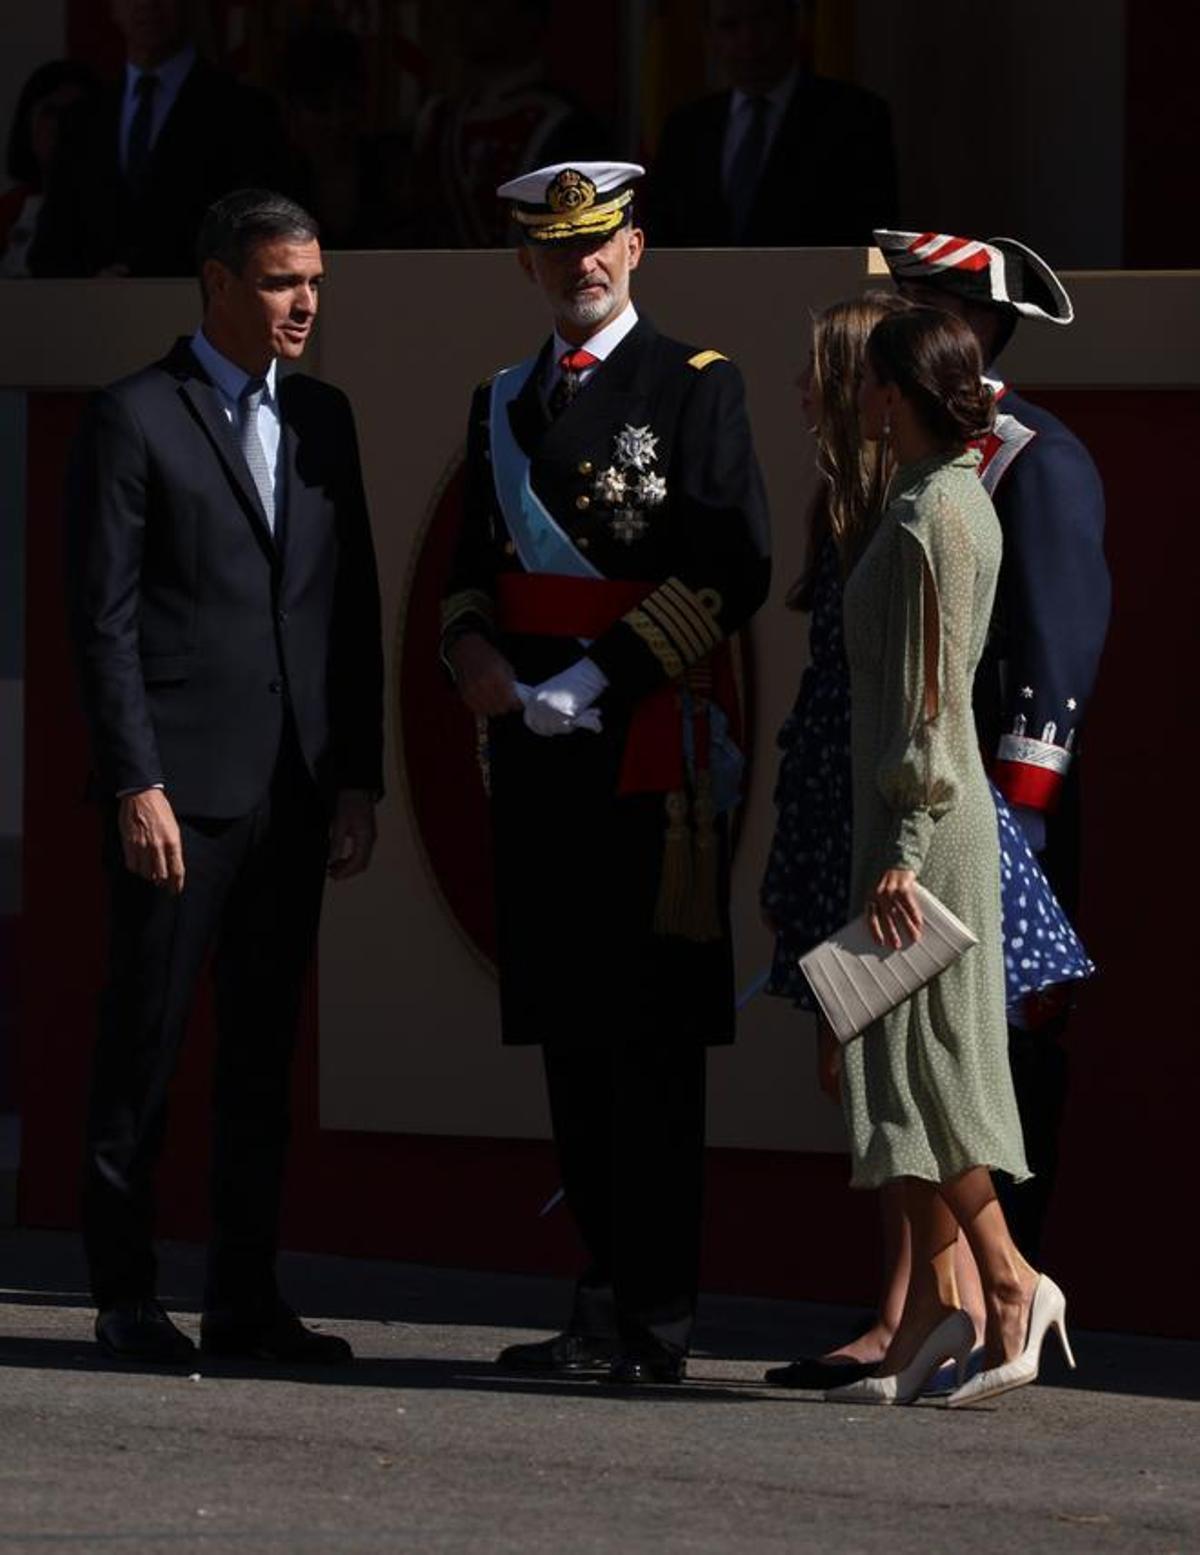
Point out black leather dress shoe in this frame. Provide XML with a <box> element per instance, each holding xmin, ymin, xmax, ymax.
<box><xmin>200</xmin><ymin>1303</ymin><xmax>353</xmax><ymax>1365</ymax></box>
<box><xmin>764</xmin><ymin>1356</ymin><xmax>878</xmax><ymax>1389</ymax></box>
<box><xmin>495</xmin><ymin>1333</ymin><xmax>614</xmax><ymax>1375</ymax></box>
<box><xmin>95</xmin><ymin>1299</ymin><xmax>196</xmax><ymax>1363</ymax></box>
<box><xmin>607</xmin><ymin>1353</ymin><xmax>686</xmax><ymax>1386</ymax></box>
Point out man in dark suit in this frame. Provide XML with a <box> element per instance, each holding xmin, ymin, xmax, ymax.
<box><xmin>648</xmin><ymin>0</ymin><xmax>897</xmax><ymax>247</ymax></box>
<box><xmin>441</xmin><ymin>160</ymin><xmax>770</xmax><ymax>1384</ymax></box>
<box><xmin>31</xmin><ymin>0</ymin><xmax>290</xmax><ymax>277</ymax></box>
<box><xmin>68</xmin><ymin>189</ymin><xmax>384</xmax><ymax>1363</ymax></box>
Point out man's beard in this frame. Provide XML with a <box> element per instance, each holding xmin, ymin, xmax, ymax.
<box><xmin>559</xmin><ymin>281</ymin><xmax>619</xmax><ymax>328</ymax></box>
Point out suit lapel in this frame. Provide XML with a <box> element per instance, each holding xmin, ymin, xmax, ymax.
<box><xmin>699</xmin><ymin>93</ymin><xmax>733</xmax><ymax>230</ymax></box>
<box><xmin>167</xmin><ymin>339</ymin><xmax>278</xmax><ymax>561</ymax></box>
<box><xmin>507</xmin><ymin>339</ymin><xmax>552</xmax><ymax>454</ymax></box>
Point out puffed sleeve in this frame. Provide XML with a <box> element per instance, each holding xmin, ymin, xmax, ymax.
<box><xmin>875</xmin><ymin>504</ymin><xmax>971</xmax><ymax>873</ymax></box>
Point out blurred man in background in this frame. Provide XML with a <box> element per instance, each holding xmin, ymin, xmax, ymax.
<box><xmin>649</xmin><ymin>0</ymin><xmax>897</xmax><ymax>247</ymax></box>
<box><xmin>31</xmin><ymin>0</ymin><xmax>290</xmax><ymax>277</ymax></box>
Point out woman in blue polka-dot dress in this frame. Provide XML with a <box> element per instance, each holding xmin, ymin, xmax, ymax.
<box><xmin>760</xmin><ymin>296</ymin><xmax>1093</xmax><ymax>1391</ymax></box>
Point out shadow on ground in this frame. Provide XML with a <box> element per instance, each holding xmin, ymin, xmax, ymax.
<box><xmin>2</xmin><ymin>1229</ymin><xmax>1197</xmax><ymax>1403</ymax></box>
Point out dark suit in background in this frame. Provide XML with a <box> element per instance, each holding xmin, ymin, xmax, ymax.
<box><xmin>648</xmin><ymin>73</ymin><xmax>898</xmax><ymax>248</ymax></box>
<box><xmin>31</xmin><ymin>58</ymin><xmax>291</xmax><ymax>277</ymax></box>
<box><xmin>68</xmin><ymin>337</ymin><xmax>383</xmax><ymax>1315</ymax></box>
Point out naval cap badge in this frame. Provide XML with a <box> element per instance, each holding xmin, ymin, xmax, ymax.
<box><xmin>546</xmin><ymin>168</ymin><xmax>596</xmax><ymax>213</ymax></box>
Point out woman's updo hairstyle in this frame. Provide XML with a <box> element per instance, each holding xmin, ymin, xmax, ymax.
<box><xmin>867</xmin><ymin>307</ymin><xmax>995</xmax><ymax>446</ymax></box>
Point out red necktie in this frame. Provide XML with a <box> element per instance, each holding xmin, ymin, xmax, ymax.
<box><xmin>549</xmin><ymin>348</ymin><xmax>599</xmax><ymax>415</ymax></box>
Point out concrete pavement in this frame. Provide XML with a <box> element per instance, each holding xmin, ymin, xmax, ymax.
<box><xmin>1</xmin><ymin>1230</ymin><xmax>1197</xmax><ymax>1554</ymax></box>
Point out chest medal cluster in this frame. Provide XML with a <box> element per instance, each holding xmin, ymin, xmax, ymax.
<box><xmin>591</xmin><ymin>424</ymin><xmax>667</xmax><ymax>545</ymax></box>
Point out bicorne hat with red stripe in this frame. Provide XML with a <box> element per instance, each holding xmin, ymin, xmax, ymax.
<box><xmin>873</xmin><ymin>230</ymin><xmax>1074</xmax><ymax>325</ymax></box>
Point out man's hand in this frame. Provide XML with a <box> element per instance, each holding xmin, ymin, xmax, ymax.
<box><xmin>328</xmin><ymin>788</ymin><xmax>377</xmax><ymax>881</ymax></box>
<box><xmin>448</xmin><ymin>632</ymin><xmax>522</xmax><ymax>717</ymax></box>
<box><xmin>866</xmin><ymin>868</ymin><xmax>923</xmax><ymax>949</ymax></box>
<box><xmin>118</xmin><ymin>789</ymin><xmax>185</xmax><ymax>894</ymax></box>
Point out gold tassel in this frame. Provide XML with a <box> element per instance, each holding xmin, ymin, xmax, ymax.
<box><xmin>653</xmin><ymin>789</ymin><xmax>693</xmax><ymax>936</ymax></box>
<box><xmin>685</xmin><ymin>769</ymin><xmax>722</xmax><ymax>942</ymax></box>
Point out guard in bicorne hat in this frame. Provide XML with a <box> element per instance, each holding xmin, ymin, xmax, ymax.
<box><xmin>440</xmin><ymin>162</ymin><xmax>771</xmax><ymax>1383</ymax></box>
<box><xmin>876</xmin><ymin>228</ymin><xmax>1112</xmax><ymax>1259</ymax></box>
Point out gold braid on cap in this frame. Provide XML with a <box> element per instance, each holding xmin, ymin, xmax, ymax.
<box><xmin>513</xmin><ymin>168</ymin><xmax>634</xmax><ymax>243</ymax></box>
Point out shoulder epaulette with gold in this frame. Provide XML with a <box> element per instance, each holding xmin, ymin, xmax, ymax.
<box><xmin>687</xmin><ymin>350</ymin><xmax>729</xmax><ymax>371</ymax></box>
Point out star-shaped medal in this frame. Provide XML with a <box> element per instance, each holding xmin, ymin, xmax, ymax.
<box><xmin>593</xmin><ymin>465</ymin><xmax>627</xmax><ymax>505</ymax></box>
<box><xmin>636</xmin><ymin>472</ymin><xmax>667</xmax><ymax>506</ymax></box>
<box><xmin>614</xmin><ymin>424</ymin><xmax>659</xmax><ymax>471</ymax></box>
<box><xmin>610</xmin><ymin>507</ymin><xmax>648</xmax><ymax>544</ymax></box>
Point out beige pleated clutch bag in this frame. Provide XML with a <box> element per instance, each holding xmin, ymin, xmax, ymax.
<box><xmin>798</xmin><ymin>885</ymin><xmax>979</xmax><ymax>1045</ymax></box>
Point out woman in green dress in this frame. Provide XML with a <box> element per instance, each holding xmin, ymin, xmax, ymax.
<box><xmin>828</xmin><ymin>309</ymin><xmax>1075</xmax><ymax>1408</ymax></box>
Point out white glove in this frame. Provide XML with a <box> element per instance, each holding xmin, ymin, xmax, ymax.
<box><xmin>519</xmin><ymin>658</ymin><xmax>609</xmax><ymax>737</ymax></box>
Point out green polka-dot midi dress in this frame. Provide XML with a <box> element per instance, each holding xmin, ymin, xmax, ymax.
<box><xmin>840</xmin><ymin>450</ymin><xmax>1030</xmax><ymax>1189</ymax></box>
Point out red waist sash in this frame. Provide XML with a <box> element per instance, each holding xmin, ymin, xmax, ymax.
<box><xmin>496</xmin><ymin>572</ymin><xmax>737</xmax><ymax>797</ymax></box>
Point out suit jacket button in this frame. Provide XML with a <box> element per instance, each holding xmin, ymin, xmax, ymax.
<box><xmin>276</xmin><ymin>609</ymin><xmax>288</xmax><ymax>624</ymax></box>
<box><xmin>576</xmin><ymin>494</ymin><xmax>591</xmax><ymax>511</ymax></box>
<box><xmin>577</xmin><ymin>536</ymin><xmax>590</xmax><ymax>550</ymax></box>
<box><xmin>504</xmin><ymin>540</ymin><xmax>516</xmax><ymax>555</ymax></box>
<box><xmin>268</xmin><ymin>678</ymin><xmax>283</xmax><ymax>694</ymax></box>
<box><xmin>577</xmin><ymin>460</ymin><xmax>593</xmax><ymax>476</ymax></box>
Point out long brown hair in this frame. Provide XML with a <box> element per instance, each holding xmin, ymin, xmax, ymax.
<box><xmin>788</xmin><ymin>290</ymin><xmax>910</xmax><ymax>610</ymax></box>
<box><xmin>866</xmin><ymin>306</ymin><xmax>995</xmax><ymax>446</ymax></box>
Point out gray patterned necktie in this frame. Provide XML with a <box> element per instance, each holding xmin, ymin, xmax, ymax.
<box><xmin>238</xmin><ymin>377</ymin><xmax>275</xmax><ymax>532</ymax></box>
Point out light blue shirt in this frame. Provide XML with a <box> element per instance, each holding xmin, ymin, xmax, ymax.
<box><xmin>119</xmin><ymin>45</ymin><xmax>197</xmax><ymax>172</ymax></box>
<box><xmin>190</xmin><ymin>327</ymin><xmax>282</xmax><ymax>516</ymax></box>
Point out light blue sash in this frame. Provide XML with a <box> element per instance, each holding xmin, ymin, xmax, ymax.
<box><xmin>489</xmin><ymin>357</ymin><xmax>602</xmax><ymax>580</ymax></box>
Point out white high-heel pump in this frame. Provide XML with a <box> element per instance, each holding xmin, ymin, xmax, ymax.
<box><xmin>824</xmin><ymin>1309</ymin><xmax>975</xmax><ymax>1406</ymax></box>
<box><xmin>946</xmin><ymin>1273</ymin><xmax>1076</xmax><ymax>1408</ymax></box>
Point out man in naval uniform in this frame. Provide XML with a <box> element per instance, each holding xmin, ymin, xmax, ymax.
<box><xmin>441</xmin><ymin>160</ymin><xmax>770</xmax><ymax>1383</ymax></box>
<box><xmin>876</xmin><ymin>229</ymin><xmax>1112</xmax><ymax>1259</ymax></box>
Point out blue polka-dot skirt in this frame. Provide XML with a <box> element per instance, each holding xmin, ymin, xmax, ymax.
<box><xmin>992</xmin><ymin>781</ymin><xmax>1095</xmax><ymax>1002</ymax></box>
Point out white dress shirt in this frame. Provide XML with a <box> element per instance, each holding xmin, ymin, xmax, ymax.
<box><xmin>546</xmin><ymin>302</ymin><xmax>639</xmax><ymax>399</ymax></box>
<box><xmin>721</xmin><ymin>67</ymin><xmax>799</xmax><ymax>195</ymax></box>
<box><xmin>190</xmin><ymin>327</ymin><xmax>282</xmax><ymax>513</ymax></box>
<box><xmin>119</xmin><ymin>45</ymin><xmax>197</xmax><ymax>172</ymax></box>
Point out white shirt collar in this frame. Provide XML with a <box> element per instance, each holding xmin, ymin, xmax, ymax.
<box><xmin>552</xmin><ymin>302</ymin><xmax>638</xmax><ymax>369</ymax></box>
<box><xmin>191</xmin><ymin>327</ymin><xmax>278</xmax><ymax>405</ymax></box>
<box><xmin>730</xmin><ymin>66</ymin><xmax>798</xmax><ymax>119</ymax></box>
<box><xmin>124</xmin><ymin>43</ymin><xmax>196</xmax><ymax>101</ymax></box>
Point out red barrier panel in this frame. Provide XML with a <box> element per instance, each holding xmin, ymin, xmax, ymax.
<box><xmin>20</xmin><ymin>387</ymin><xmax>1199</xmax><ymax>1337</ymax></box>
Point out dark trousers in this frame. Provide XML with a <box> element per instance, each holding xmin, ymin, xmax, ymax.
<box><xmin>543</xmin><ymin>1039</ymin><xmax>707</xmax><ymax>1360</ymax></box>
<box><xmin>83</xmin><ymin>733</ymin><xmax>328</xmax><ymax>1313</ymax></box>
<box><xmin>997</xmin><ymin>1017</ymin><xmax>1070</xmax><ymax>1264</ymax></box>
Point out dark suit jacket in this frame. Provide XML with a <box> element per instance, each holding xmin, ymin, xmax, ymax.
<box><xmin>648</xmin><ymin>74</ymin><xmax>898</xmax><ymax>248</ymax></box>
<box><xmin>67</xmin><ymin>338</ymin><xmax>384</xmax><ymax>817</ymax></box>
<box><xmin>31</xmin><ymin>58</ymin><xmax>291</xmax><ymax>277</ymax></box>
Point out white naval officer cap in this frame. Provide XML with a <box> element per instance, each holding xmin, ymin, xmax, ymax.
<box><xmin>874</xmin><ymin>229</ymin><xmax>1074</xmax><ymax>325</ymax></box>
<box><xmin>497</xmin><ymin>161</ymin><xmax>646</xmax><ymax>245</ymax></box>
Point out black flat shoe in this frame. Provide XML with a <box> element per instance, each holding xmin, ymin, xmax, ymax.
<box><xmin>200</xmin><ymin>1303</ymin><xmax>352</xmax><ymax>1365</ymax></box>
<box><xmin>607</xmin><ymin>1353</ymin><xmax>686</xmax><ymax>1386</ymax></box>
<box><xmin>764</xmin><ymin>1356</ymin><xmax>878</xmax><ymax>1389</ymax></box>
<box><xmin>95</xmin><ymin>1299</ymin><xmax>196</xmax><ymax>1363</ymax></box>
<box><xmin>495</xmin><ymin>1333</ymin><xmax>614</xmax><ymax>1375</ymax></box>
